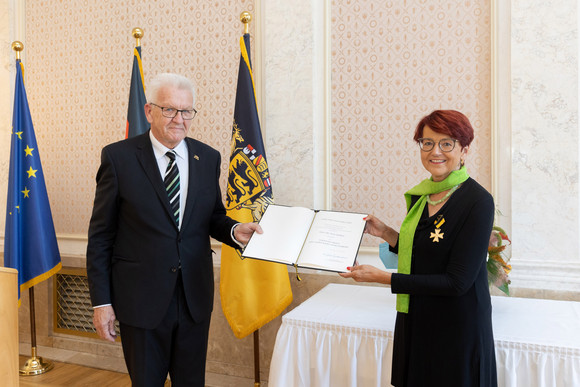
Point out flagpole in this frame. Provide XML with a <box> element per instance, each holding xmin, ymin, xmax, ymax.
<box><xmin>241</xmin><ymin>10</ymin><xmax>251</xmax><ymax>34</ymax></box>
<box><xmin>12</xmin><ymin>40</ymin><xmax>22</xmax><ymax>60</ymax></box>
<box><xmin>10</xmin><ymin>41</ymin><xmax>54</xmax><ymax>376</ymax></box>
<box><xmin>239</xmin><ymin>13</ymin><xmax>263</xmax><ymax>387</ymax></box>
<box><xmin>132</xmin><ymin>27</ymin><xmax>143</xmax><ymax>47</ymax></box>
<box><xmin>20</xmin><ymin>287</ymin><xmax>53</xmax><ymax>375</ymax></box>
<box><xmin>254</xmin><ymin>328</ymin><xmax>260</xmax><ymax>386</ymax></box>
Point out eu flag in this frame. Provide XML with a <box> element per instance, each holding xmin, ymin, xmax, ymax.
<box><xmin>4</xmin><ymin>59</ymin><xmax>61</xmax><ymax>302</ymax></box>
<box><xmin>220</xmin><ymin>33</ymin><xmax>292</xmax><ymax>338</ymax></box>
<box><xmin>125</xmin><ymin>46</ymin><xmax>148</xmax><ymax>138</ymax></box>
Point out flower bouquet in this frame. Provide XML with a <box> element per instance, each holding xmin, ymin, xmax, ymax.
<box><xmin>487</xmin><ymin>226</ymin><xmax>511</xmax><ymax>295</ymax></box>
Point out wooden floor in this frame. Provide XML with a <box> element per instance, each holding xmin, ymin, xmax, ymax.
<box><xmin>18</xmin><ymin>356</ymin><xmax>170</xmax><ymax>387</ymax></box>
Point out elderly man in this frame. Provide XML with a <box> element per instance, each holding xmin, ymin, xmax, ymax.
<box><xmin>87</xmin><ymin>73</ymin><xmax>260</xmax><ymax>386</ymax></box>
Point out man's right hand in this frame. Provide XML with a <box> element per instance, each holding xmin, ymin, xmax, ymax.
<box><xmin>93</xmin><ymin>305</ymin><xmax>117</xmax><ymax>342</ymax></box>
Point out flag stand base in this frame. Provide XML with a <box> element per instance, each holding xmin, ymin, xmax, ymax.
<box><xmin>20</xmin><ymin>346</ymin><xmax>53</xmax><ymax>375</ymax></box>
<box><xmin>20</xmin><ymin>356</ymin><xmax>53</xmax><ymax>375</ymax></box>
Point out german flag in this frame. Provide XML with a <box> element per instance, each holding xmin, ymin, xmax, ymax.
<box><xmin>125</xmin><ymin>46</ymin><xmax>147</xmax><ymax>138</ymax></box>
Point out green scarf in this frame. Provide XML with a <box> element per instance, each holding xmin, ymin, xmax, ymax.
<box><xmin>396</xmin><ymin>166</ymin><xmax>469</xmax><ymax>313</ymax></box>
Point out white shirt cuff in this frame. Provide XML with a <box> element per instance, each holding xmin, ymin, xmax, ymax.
<box><xmin>93</xmin><ymin>304</ymin><xmax>112</xmax><ymax>309</ymax></box>
<box><xmin>231</xmin><ymin>223</ymin><xmax>245</xmax><ymax>248</ymax></box>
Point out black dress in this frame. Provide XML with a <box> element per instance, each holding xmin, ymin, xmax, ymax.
<box><xmin>390</xmin><ymin>178</ymin><xmax>498</xmax><ymax>387</ymax></box>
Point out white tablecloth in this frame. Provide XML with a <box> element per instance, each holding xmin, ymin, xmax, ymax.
<box><xmin>269</xmin><ymin>283</ymin><xmax>580</xmax><ymax>387</ymax></box>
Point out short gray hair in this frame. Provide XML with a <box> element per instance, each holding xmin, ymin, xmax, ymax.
<box><xmin>146</xmin><ymin>73</ymin><xmax>196</xmax><ymax>105</ymax></box>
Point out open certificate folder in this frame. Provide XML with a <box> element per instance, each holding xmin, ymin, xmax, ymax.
<box><xmin>242</xmin><ymin>204</ymin><xmax>367</xmax><ymax>273</ymax></box>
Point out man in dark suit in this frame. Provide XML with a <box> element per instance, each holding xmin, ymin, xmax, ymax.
<box><xmin>87</xmin><ymin>73</ymin><xmax>260</xmax><ymax>386</ymax></box>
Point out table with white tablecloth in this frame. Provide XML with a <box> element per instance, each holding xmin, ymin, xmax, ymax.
<box><xmin>268</xmin><ymin>283</ymin><xmax>580</xmax><ymax>387</ymax></box>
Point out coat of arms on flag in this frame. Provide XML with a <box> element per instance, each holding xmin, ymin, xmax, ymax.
<box><xmin>226</xmin><ymin>122</ymin><xmax>273</xmax><ymax>226</ymax></box>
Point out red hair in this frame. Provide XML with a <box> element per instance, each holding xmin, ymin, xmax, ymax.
<box><xmin>413</xmin><ymin>110</ymin><xmax>474</xmax><ymax>148</ymax></box>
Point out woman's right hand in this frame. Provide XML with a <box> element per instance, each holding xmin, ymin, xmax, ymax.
<box><xmin>364</xmin><ymin>214</ymin><xmax>389</xmax><ymax>239</ymax></box>
<box><xmin>364</xmin><ymin>214</ymin><xmax>399</xmax><ymax>246</ymax></box>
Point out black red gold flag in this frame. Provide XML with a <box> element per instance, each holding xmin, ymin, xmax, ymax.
<box><xmin>125</xmin><ymin>46</ymin><xmax>147</xmax><ymax>138</ymax></box>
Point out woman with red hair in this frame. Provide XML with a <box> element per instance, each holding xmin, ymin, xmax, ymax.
<box><xmin>341</xmin><ymin>110</ymin><xmax>497</xmax><ymax>386</ymax></box>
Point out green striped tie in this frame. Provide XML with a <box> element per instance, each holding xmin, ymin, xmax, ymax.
<box><xmin>164</xmin><ymin>151</ymin><xmax>180</xmax><ymax>224</ymax></box>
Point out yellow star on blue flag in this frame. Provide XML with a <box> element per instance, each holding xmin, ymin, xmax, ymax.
<box><xmin>24</xmin><ymin>145</ymin><xmax>34</xmax><ymax>156</ymax></box>
<box><xmin>26</xmin><ymin>166</ymin><xmax>37</xmax><ymax>178</ymax></box>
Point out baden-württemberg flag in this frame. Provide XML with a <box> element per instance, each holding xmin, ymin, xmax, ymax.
<box><xmin>4</xmin><ymin>59</ymin><xmax>61</xmax><ymax>302</ymax></box>
<box><xmin>125</xmin><ymin>46</ymin><xmax>148</xmax><ymax>138</ymax></box>
<box><xmin>220</xmin><ymin>33</ymin><xmax>292</xmax><ymax>339</ymax></box>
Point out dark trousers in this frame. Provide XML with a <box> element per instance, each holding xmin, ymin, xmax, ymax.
<box><xmin>119</xmin><ymin>273</ymin><xmax>211</xmax><ymax>387</ymax></box>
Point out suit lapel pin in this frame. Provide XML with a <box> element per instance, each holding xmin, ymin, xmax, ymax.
<box><xmin>194</xmin><ymin>155</ymin><xmax>199</xmax><ymax>160</ymax></box>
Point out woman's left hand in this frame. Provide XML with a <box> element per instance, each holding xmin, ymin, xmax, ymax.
<box><xmin>339</xmin><ymin>264</ymin><xmax>392</xmax><ymax>285</ymax></box>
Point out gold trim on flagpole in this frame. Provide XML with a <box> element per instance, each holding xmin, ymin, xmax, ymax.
<box><xmin>240</xmin><ymin>11</ymin><xmax>251</xmax><ymax>34</ymax></box>
<box><xmin>11</xmin><ymin>41</ymin><xmax>23</xmax><ymax>60</ymax></box>
<box><xmin>132</xmin><ymin>27</ymin><xmax>144</xmax><ymax>47</ymax></box>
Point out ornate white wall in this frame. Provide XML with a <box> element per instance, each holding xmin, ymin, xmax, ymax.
<box><xmin>508</xmin><ymin>0</ymin><xmax>580</xmax><ymax>291</ymax></box>
<box><xmin>262</xmin><ymin>1</ymin><xmax>321</xmax><ymax>209</ymax></box>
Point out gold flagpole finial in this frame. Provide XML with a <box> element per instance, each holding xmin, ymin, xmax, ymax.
<box><xmin>132</xmin><ymin>28</ymin><xmax>144</xmax><ymax>47</ymax></box>
<box><xmin>12</xmin><ymin>41</ymin><xmax>24</xmax><ymax>60</ymax></box>
<box><xmin>240</xmin><ymin>11</ymin><xmax>251</xmax><ymax>35</ymax></box>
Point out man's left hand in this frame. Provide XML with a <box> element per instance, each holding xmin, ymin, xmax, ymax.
<box><xmin>234</xmin><ymin>222</ymin><xmax>263</xmax><ymax>245</ymax></box>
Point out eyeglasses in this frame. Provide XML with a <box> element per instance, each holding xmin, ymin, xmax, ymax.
<box><xmin>150</xmin><ymin>103</ymin><xmax>197</xmax><ymax>120</ymax></box>
<box><xmin>417</xmin><ymin>138</ymin><xmax>458</xmax><ymax>152</ymax></box>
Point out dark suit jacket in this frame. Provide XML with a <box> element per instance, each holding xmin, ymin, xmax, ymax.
<box><xmin>87</xmin><ymin>132</ymin><xmax>238</xmax><ymax>329</ymax></box>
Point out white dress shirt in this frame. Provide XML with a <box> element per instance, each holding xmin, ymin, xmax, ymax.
<box><xmin>149</xmin><ymin>131</ymin><xmax>189</xmax><ymax>230</ymax></box>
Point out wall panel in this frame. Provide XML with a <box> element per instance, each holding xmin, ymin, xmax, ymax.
<box><xmin>25</xmin><ymin>0</ymin><xmax>255</xmax><ymax>234</ymax></box>
<box><xmin>331</xmin><ymin>1</ymin><xmax>492</xmax><ymax>234</ymax></box>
